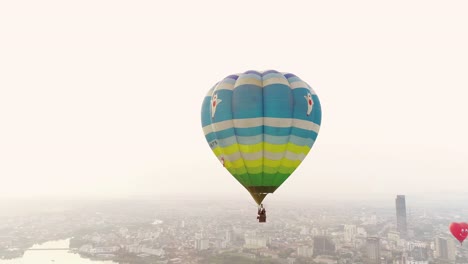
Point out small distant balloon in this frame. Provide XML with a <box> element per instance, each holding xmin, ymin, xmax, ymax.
<box><xmin>449</xmin><ymin>222</ymin><xmax>468</xmax><ymax>244</ymax></box>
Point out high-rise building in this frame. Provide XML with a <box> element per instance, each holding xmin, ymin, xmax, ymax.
<box><xmin>396</xmin><ymin>195</ymin><xmax>407</xmax><ymax>236</ymax></box>
<box><xmin>410</xmin><ymin>246</ymin><xmax>429</xmax><ymax>262</ymax></box>
<box><xmin>370</xmin><ymin>213</ymin><xmax>377</xmax><ymax>225</ymax></box>
<box><xmin>344</xmin><ymin>225</ymin><xmax>357</xmax><ymax>242</ymax></box>
<box><xmin>194</xmin><ymin>239</ymin><xmax>209</xmax><ymax>251</ymax></box>
<box><xmin>297</xmin><ymin>246</ymin><xmax>314</xmax><ymax>257</ymax></box>
<box><xmin>434</xmin><ymin>237</ymin><xmax>456</xmax><ymax>262</ymax></box>
<box><xmin>387</xmin><ymin>231</ymin><xmax>400</xmax><ymax>242</ymax></box>
<box><xmin>244</xmin><ymin>236</ymin><xmax>267</xmax><ymax>249</ymax></box>
<box><xmin>195</xmin><ymin>232</ymin><xmax>203</xmax><ymax>239</ymax></box>
<box><xmin>357</xmin><ymin>227</ymin><xmax>367</xmax><ymax>237</ymax></box>
<box><xmin>401</xmin><ymin>251</ymin><xmax>408</xmax><ymax>264</ymax></box>
<box><xmin>313</xmin><ymin>236</ymin><xmax>335</xmax><ymax>256</ymax></box>
<box><xmin>366</xmin><ymin>237</ymin><xmax>380</xmax><ymax>263</ymax></box>
<box><xmin>225</xmin><ymin>230</ymin><xmax>232</xmax><ymax>243</ymax></box>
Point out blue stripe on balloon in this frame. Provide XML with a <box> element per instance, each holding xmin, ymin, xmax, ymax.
<box><xmin>290</xmin><ymin>127</ymin><xmax>318</xmax><ymax>140</ymax></box>
<box><xmin>215</xmin><ymin>135</ymin><xmax>258</xmax><ymax>147</ymax></box>
<box><xmin>208</xmin><ymin>124</ymin><xmax>319</xmax><ymax>141</ymax></box>
<box><xmin>232</xmin><ymin>85</ymin><xmax>263</xmax><ymax>119</ymax></box>
<box><xmin>263</xmin><ymin>84</ymin><xmax>293</xmax><ymax>118</ymax></box>
<box><xmin>214</xmin><ymin>128</ymin><xmax>236</xmax><ymax>139</ymax></box>
<box><xmin>284</xmin><ymin>73</ymin><xmax>297</xmax><ymax>78</ymax></box>
<box><xmin>289</xmin><ymin>135</ymin><xmax>315</xmax><ymax>147</ymax></box>
<box><xmin>234</xmin><ymin>126</ymin><xmax>263</xmax><ymax>137</ymax></box>
<box><xmin>244</xmin><ymin>70</ymin><xmax>262</xmax><ymax>76</ymax></box>
<box><xmin>205</xmin><ymin>132</ymin><xmax>216</xmax><ymax>142</ymax></box>
<box><xmin>264</xmin><ymin>126</ymin><xmax>291</xmax><ymax>137</ymax></box>
<box><xmin>287</xmin><ymin>76</ymin><xmax>302</xmax><ymax>83</ymax></box>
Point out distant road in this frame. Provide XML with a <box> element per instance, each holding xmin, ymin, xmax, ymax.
<box><xmin>26</xmin><ymin>248</ymin><xmax>72</xmax><ymax>251</ymax></box>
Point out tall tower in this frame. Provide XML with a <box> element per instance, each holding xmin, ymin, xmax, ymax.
<box><xmin>395</xmin><ymin>195</ymin><xmax>407</xmax><ymax>237</ymax></box>
<box><xmin>366</xmin><ymin>237</ymin><xmax>380</xmax><ymax>263</ymax></box>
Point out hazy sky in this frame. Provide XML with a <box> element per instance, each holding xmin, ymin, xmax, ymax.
<box><xmin>1</xmin><ymin>0</ymin><xmax>467</xmax><ymax>201</ymax></box>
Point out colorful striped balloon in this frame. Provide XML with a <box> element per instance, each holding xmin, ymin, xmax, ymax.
<box><xmin>201</xmin><ymin>70</ymin><xmax>322</xmax><ymax>204</ymax></box>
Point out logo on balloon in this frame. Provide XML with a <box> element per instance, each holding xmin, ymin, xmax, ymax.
<box><xmin>304</xmin><ymin>92</ymin><xmax>313</xmax><ymax>116</ymax></box>
<box><xmin>211</xmin><ymin>93</ymin><xmax>222</xmax><ymax>119</ymax></box>
<box><xmin>208</xmin><ymin>140</ymin><xmax>218</xmax><ymax>149</ymax></box>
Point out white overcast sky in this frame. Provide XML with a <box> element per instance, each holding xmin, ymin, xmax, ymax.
<box><xmin>0</xmin><ymin>0</ymin><xmax>467</xmax><ymax>201</ymax></box>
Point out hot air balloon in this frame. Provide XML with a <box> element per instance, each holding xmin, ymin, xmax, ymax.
<box><xmin>449</xmin><ymin>222</ymin><xmax>468</xmax><ymax>244</ymax></box>
<box><xmin>200</xmin><ymin>70</ymin><xmax>322</xmax><ymax>221</ymax></box>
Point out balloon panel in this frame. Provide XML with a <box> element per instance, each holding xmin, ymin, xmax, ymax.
<box><xmin>201</xmin><ymin>70</ymin><xmax>321</xmax><ymax>200</ymax></box>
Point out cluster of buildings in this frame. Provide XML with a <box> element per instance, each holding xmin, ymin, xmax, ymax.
<box><xmin>1</xmin><ymin>196</ymin><xmax>467</xmax><ymax>263</ymax></box>
<box><xmin>66</xmin><ymin>195</ymin><xmax>468</xmax><ymax>263</ymax></box>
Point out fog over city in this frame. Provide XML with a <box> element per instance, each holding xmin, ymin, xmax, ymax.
<box><xmin>1</xmin><ymin>0</ymin><xmax>468</xmax><ymax>200</ymax></box>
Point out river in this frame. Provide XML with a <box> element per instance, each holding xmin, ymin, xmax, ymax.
<box><xmin>0</xmin><ymin>239</ymin><xmax>117</xmax><ymax>264</ymax></box>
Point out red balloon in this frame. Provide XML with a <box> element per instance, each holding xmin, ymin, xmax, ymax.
<box><xmin>449</xmin><ymin>222</ymin><xmax>468</xmax><ymax>244</ymax></box>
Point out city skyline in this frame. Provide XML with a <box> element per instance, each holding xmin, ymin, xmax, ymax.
<box><xmin>1</xmin><ymin>197</ymin><xmax>467</xmax><ymax>264</ymax></box>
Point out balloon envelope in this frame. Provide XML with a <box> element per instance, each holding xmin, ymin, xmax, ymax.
<box><xmin>449</xmin><ymin>222</ymin><xmax>468</xmax><ymax>244</ymax></box>
<box><xmin>201</xmin><ymin>70</ymin><xmax>322</xmax><ymax>204</ymax></box>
